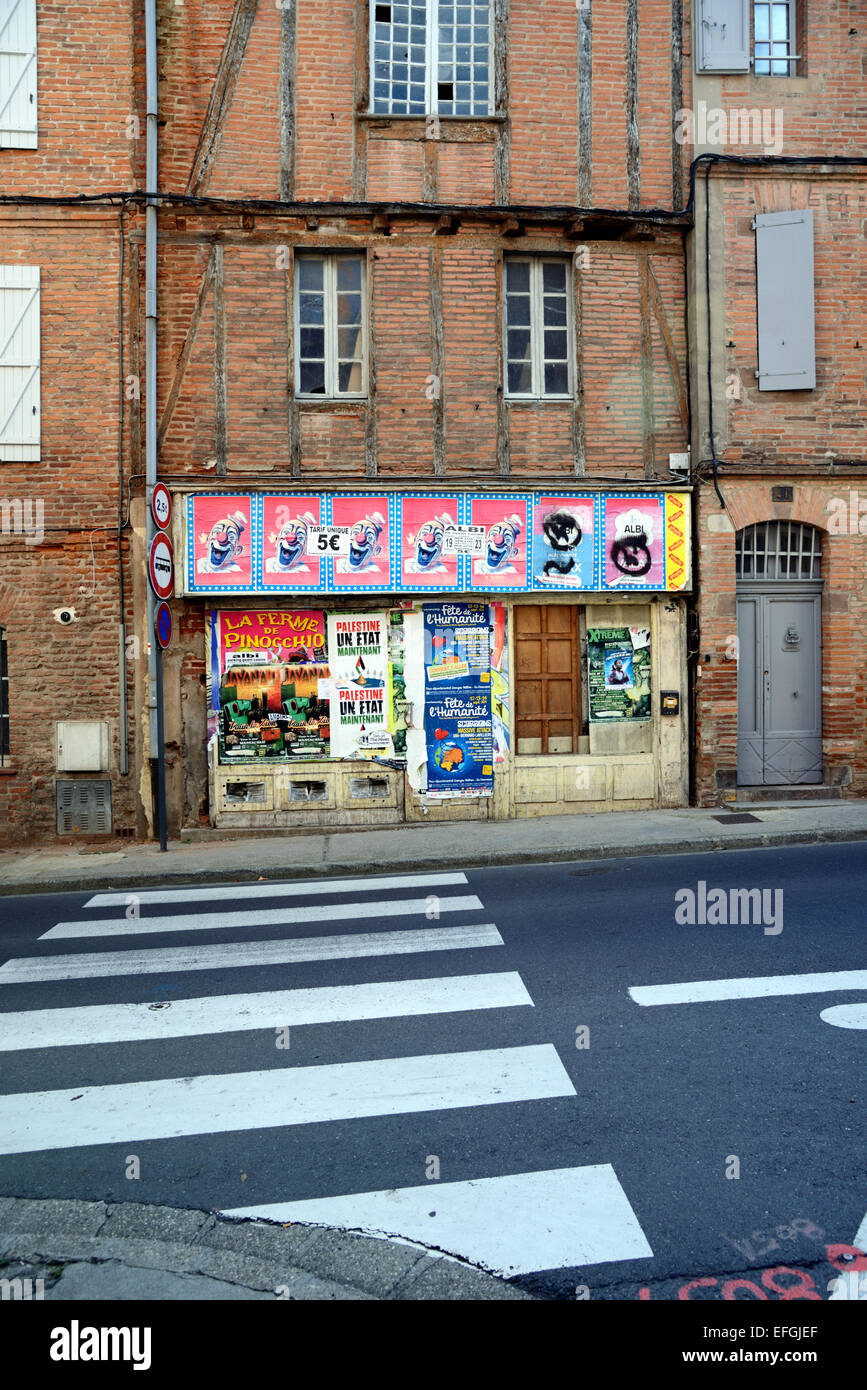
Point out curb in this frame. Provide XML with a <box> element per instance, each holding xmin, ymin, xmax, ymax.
<box><xmin>0</xmin><ymin>1198</ymin><xmax>534</xmax><ymax>1301</ymax></box>
<box><xmin>0</xmin><ymin>826</ymin><xmax>866</xmax><ymax>896</ymax></box>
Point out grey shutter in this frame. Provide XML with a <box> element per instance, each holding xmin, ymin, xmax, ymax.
<box><xmin>696</xmin><ymin>0</ymin><xmax>750</xmax><ymax>72</ymax></box>
<box><xmin>755</xmin><ymin>209</ymin><xmax>815</xmax><ymax>392</ymax></box>
<box><xmin>0</xmin><ymin>0</ymin><xmax>38</xmax><ymax>148</ymax></box>
<box><xmin>0</xmin><ymin>265</ymin><xmax>41</xmax><ymax>460</ymax></box>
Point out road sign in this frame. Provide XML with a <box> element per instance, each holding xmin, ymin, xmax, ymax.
<box><xmin>148</xmin><ymin>533</ymin><xmax>174</xmax><ymax>600</ymax></box>
<box><xmin>155</xmin><ymin>601</ymin><xmax>172</xmax><ymax>650</ymax></box>
<box><xmin>151</xmin><ymin>482</ymin><xmax>173</xmax><ymax>532</ymax></box>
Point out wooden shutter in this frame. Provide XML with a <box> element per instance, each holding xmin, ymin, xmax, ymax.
<box><xmin>0</xmin><ymin>0</ymin><xmax>38</xmax><ymax>148</ymax></box>
<box><xmin>0</xmin><ymin>265</ymin><xmax>40</xmax><ymax>461</ymax></box>
<box><xmin>755</xmin><ymin>210</ymin><xmax>815</xmax><ymax>391</ymax></box>
<box><xmin>696</xmin><ymin>0</ymin><xmax>750</xmax><ymax>73</ymax></box>
<box><xmin>515</xmin><ymin>604</ymin><xmax>581</xmax><ymax>755</ymax></box>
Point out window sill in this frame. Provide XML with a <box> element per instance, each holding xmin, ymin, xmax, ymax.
<box><xmin>0</xmin><ymin>763</ymin><xmax>17</xmax><ymax>775</ymax></box>
<box><xmin>359</xmin><ymin>112</ymin><xmax>506</xmax><ymax>124</ymax></box>
<box><xmin>296</xmin><ymin>397</ymin><xmax>368</xmax><ymax>409</ymax></box>
<box><xmin>506</xmin><ymin>396</ymin><xmax>574</xmax><ymax>406</ymax></box>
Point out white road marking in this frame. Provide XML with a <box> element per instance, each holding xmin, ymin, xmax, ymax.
<box><xmin>0</xmin><ymin>1045</ymin><xmax>576</xmax><ymax>1156</ymax></box>
<box><xmin>226</xmin><ymin>1165</ymin><xmax>652</xmax><ymax>1277</ymax></box>
<box><xmin>819</xmin><ymin>1003</ymin><xmax>867</xmax><ymax>1029</ymax></box>
<box><xmin>84</xmin><ymin>872</ymin><xmax>469</xmax><ymax>909</ymax></box>
<box><xmin>0</xmin><ymin>923</ymin><xmax>504</xmax><ymax>984</ymax></box>
<box><xmin>40</xmin><ymin>894</ymin><xmax>483</xmax><ymax>940</ymax></box>
<box><xmin>827</xmin><ymin>1206</ymin><xmax>867</xmax><ymax>1299</ymax></box>
<box><xmin>0</xmin><ymin>972</ymin><xmax>533</xmax><ymax>1050</ymax></box>
<box><xmin>629</xmin><ymin>970</ymin><xmax>867</xmax><ymax>1007</ymax></box>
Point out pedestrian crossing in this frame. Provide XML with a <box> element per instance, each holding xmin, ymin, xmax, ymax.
<box><xmin>0</xmin><ymin>869</ymin><xmax>652</xmax><ymax>1280</ymax></box>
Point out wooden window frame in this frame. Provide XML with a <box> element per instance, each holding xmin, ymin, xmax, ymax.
<box><xmin>294</xmin><ymin>252</ymin><xmax>368</xmax><ymax>401</ymax></box>
<box><xmin>369</xmin><ymin>1</ymin><xmax>495</xmax><ymax>118</ymax></box>
<box><xmin>503</xmin><ymin>256</ymin><xmax>574</xmax><ymax>402</ymax></box>
<box><xmin>753</xmin><ymin>0</ymin><xmax>799</xmax><ymax>75</ymax></box>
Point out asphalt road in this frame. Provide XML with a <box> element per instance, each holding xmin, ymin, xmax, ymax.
<box><xmin>0</xmin><ymin>840</ymin><xmax>864</xmax><ymax>1300</ymax></box>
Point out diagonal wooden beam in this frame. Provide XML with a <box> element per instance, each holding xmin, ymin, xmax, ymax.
<box><xmin>157</xmin><ymin>249</ymin><xmax>216</xmax><ymax>453</ymax></box>
<box><xmin>187</xmin><ymin>0</ymin><xmax>261</xmax><ymax>196</ymax></box>
<box><xmin>646</xmin><ymin>258</ymin><xmax>689</xmax><ymax>438</ymax></box>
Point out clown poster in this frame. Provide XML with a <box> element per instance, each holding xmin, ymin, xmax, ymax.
<box><xmin>468</xmin><ymin>496</ymin><xmax>530</xmax><ymax>592</ymax></box>
<box><xmin>397</xmin><ymin>494</ymin><xmax>461</xmax><ymax>590</ymax></box>
<box><xmin>214</xmin><ymin>610</ymin><xmax>330</xmax><ymax>761</ymax></box>
<box><xmin>601</xmin><ymin>495</ymin><xmax>666</xmax><ymax>590</ymax></box>
<box><xmin>531</xmin><ymin>495</ymin><xmax>595</xmax><ymax>591</ymax></box>
<box><xmin>188</xmin><ymin>494</ymin><xmax>255</xmax><ymax>592</ymax></box>
<box><xmin>259</xmin><ymin>495</ymin><xmax>325</xmax><ymax>591</ymax></box>
<box><xmin>422</xmin><ymin>602</ymin><xmax>494</xmax><ymax>796</ymax></box>
<box><xmin>327</xmin><ymin>613</ymin><xmax>395</xmax><ymax>758</ymax></box>
<box><xmin>330</xmin><ymin>495</ymin><xmax>394</xmax><ymax>591</ymax></box>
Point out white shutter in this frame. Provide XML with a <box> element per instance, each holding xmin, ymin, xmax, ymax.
<box><xmin>696</xmin><ymin>0</ymin><xmax>751</xmax><ymax>73</ymax></box>
<box><xmin>0</xmin><ymin>266</ymin><xmax>41</xmax><ymax>461</ymax></box>
<box><xmin>0</xmin><ymin>0</ymin><xmax>38</xmax><ymax>148</ymax></box>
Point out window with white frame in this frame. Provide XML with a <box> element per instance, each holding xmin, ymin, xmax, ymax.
<box><xmin>753</xmin><ymin>1</ymin><xmax>797</xmax><ymax>74</ymax></box>
<box><xmin>504</xmin><ymin>258</ymin><xmax>572</xmax><ymax>399</ymax></box>
<box><xmin>370</xmin><ymin>1</ymin><xmax>493</xmax><ymax>116</ymax></box>
<box><xmin>295</xmin><ymin>254</ymin><xmax>366</xmax><ymax>399</ymax></box>
<box><xmin>0</xmin><ymin>0</ymin><xmax>38</xmax><ymax>148</ymax></box>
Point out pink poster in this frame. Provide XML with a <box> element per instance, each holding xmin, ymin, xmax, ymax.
<box><xmin>602</xmin><ymin>496</ymin><xmax>665</xmax><ymax>589</ymax></box>
<box><xmin>188</xmin><ymin>495</ymin><xmax>254</xmax><ymax>590</ymax></box>
<box><xmin>398</xmin><ymin>495</ymin><xmax>461</xmax><ymax>590</ymax></box>
<box><xmin>468</xmin><ymin>496</ymin><xmax>530</xmax><ymax>591</ymax></box>
<box><xmin>259</xmin><ymin>495</ymin><xmax>324</xmax><ymax>590</ymax></box>
<box><xmin>330</xmin><ymin>495</ymin><xmax>393</xmax><ymax>591</ymax></box>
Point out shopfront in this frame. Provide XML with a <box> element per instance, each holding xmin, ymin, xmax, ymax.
<box><xmin>175</xmin><ymin>489</ymin><xmax>692</xmax><ymax>828</ymax></box>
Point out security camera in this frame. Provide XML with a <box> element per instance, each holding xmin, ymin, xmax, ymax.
<box><xmin>54</xmin><ymin>607</ymin><xmax>77</xmax><ymax>625</ymax></box>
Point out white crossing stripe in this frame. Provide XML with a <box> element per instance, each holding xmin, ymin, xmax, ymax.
<box><xmin>0</xmin><ymin>1045</ymin><xmax>576</xmax><ymax>1155</ymax></box>
<box><xmin>84</xmin><ymin>872</ymin><xmax>469</xmax><ymax>909</ymax></box>
<box><xmin>0</xmin><ymin>923</ymin><xmax>504</xmax><ymax>984</ymax></box>
<box><xmin>629</xmin><ymin>970</ymin><xmax>867</xmax><ymax>1007</ymax></box>
<box><xmin>41</xmin><ymin>894</ymin><xmax>483</xmax><ymax>940</ymax></box>
<box><xmin>0</xmin><ymin>972</ymin><xmax>533</xmax><ymax>1050</ymax></box>
<box><xmin>226</xmin><ymin>1165</ymin><xmax>652</xmax><ymax>1277</ymax></box>
<box><xmin>819</xmin><ymin>1003</ymin><xmax>867</xmax><ymax>1029</ymax></box>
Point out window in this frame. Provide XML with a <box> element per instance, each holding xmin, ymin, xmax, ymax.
<box><xmin>0</xmin><ymin>0</ymin><xmax>38</xmax><ymax>148</ymax></box>
<box><xmin>371</xmin><ymin>1</ymin><xmax>493</xmax><ymax>116</ymax></box>
<box><xmin>0</xmin><ymin>265</ymin><xmax>41</xmax><ymax>460</ymax></box>
<box><xmin>515</xmin><ymin>604</ymin><xmax>582</xmax><ymax>755</ymax></box>
<box><xmin>753</xmin><ymin>1</ymin><xmax>797</xmax><ymax>74</ymax></box>
<box><xmin>294</xmin><ymin>254</ymin><xmax>366</xmax><ymax>399</ymax></box>
<box><xmin>736</xmin><ymin>522</ymin><xmax>821</xmax><ymax>580</ymax></box>
<box><xmin>504</xmin><ymin>258</ymin><xmax>572</xmax><ymax>399</ymax></box>
<box><xmin>0</xmin><ymin>626</ymin><xmax>8</xmax><ymax>764</ymax></box>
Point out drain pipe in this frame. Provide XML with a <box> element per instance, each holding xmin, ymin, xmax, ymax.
<box><xmin>144</xmin><ymin>0</ymin><xmax>164</xmax><ymax>842</ymax></box>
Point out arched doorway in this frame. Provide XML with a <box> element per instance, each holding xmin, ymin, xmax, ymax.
<box><xmin>735</xmin><ymin>521</ymin><xmax>823</xmax><ymax>785</ymax></box>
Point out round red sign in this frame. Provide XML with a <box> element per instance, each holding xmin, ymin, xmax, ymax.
<box><xmin>148</xmin><ymin>533</ymin><xmax>174</xmax><ymax>600</ymax></box>
<box><xmin>151</xmin><ymin>482</ymin><xmax>172</xmax><ymax>532</ymax></box>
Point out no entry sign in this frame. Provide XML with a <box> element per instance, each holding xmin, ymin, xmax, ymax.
<box><xmin>151</xmin><ymin>482</ymin><xmax>172</xmax><ymax>532</ymax></box>
<box><xmin>148</xmin><ymin>533</ymin><xmax>174</xmax><ymax>600</ymax></box>
<box><xmin>155</xmin><ymin>601</ymin><xmax>172</xmax><ymax>650</ymax></box>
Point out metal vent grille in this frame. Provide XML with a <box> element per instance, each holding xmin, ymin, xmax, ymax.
<box><xmin>56</xmin><ymin>780</ymin><xmax>112</xmax><ymax>835</ymax></box>
<box><xmin>736</xmin><ymin>522</ymin><xmax>821</xmax><ymax>580</ymax></box>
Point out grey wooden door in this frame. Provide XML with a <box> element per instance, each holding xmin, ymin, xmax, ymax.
<box><xmin>737</xmin><ymin>587</ymin><xmax>822</xmax><ymax>785</ymax></box>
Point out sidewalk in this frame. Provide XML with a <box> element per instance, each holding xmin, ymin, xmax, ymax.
<box><xmin>0</xmin><ymin>1198</ymin><xmax>532</xmax><ymax>1300</ymax></box>
<box><xmin>1</xmin><ymin>801</ymin><xmax>866</xmax><ymax>894</ymax></box>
